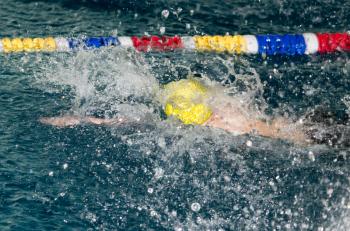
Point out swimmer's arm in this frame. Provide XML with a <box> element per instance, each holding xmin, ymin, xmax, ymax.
<box><xmin>205</xmin><ymin>113</ymin><xmax>309</xmax><ymax>145</ymax></box>
<box><xmin>39</xmin><ymin>116</ymin><xmax>126</xmax><ymax>127</ymax></box>
<box><xmin>255</xmin><ymin>118</ymin><xmax>309</xmax><ymax>145</ymax></box>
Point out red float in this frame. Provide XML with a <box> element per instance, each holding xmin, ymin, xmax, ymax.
<box><xmin>317</xmin><ymin>33</ymin><xmax>350</xmax><ymax>53</ymax></box>
<box><xmin>131</xmin><ymin>36</ymin><xmax>183</xmax><ymax>52</ymax></box>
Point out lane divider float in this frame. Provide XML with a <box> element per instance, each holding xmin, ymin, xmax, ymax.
<box><xmin>0</xmin><ymin>33</ymin><xmax>349</xmax><ymax>55</ymax></box>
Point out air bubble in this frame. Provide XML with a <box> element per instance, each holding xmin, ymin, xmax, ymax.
<box><xmin>191</xmin><ymin>202</ymin><xmax>201</xmax><ymax>212</ymax></box>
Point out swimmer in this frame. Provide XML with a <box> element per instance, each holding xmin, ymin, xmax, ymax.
<box><xmin>40</xmin><ymin>78</ymin><xmax>349</xmax><ymax>146</ymax></box>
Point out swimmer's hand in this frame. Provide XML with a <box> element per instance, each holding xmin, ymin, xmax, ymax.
<box><xmin>40</xmin><ymin>116</ymin><xmax>126</xmax><ymax>127</ymax></box>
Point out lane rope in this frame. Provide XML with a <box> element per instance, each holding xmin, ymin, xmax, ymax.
<box><xmin>0</xmin><ymin>33</ymin><xmax>349</xmax><ymax>55</ymax></box>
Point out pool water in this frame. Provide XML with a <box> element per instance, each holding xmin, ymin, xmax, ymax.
<box><xmin>1</xmin><ymin>0</ymin><xmax>350</xmax><ymax>230</ymax></box>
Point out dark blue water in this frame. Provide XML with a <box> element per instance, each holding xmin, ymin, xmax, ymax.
<box><xmin>1</xmin><ymin>0</ymin><xmax>350</xmax><ymax>230</ymax></box>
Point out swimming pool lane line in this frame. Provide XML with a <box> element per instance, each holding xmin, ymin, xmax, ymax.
<box><xmin>0</xmin><ymin>33</ymin><xmax>349</xmax><ymax>55</ymax></box>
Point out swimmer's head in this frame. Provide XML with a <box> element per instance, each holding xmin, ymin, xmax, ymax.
<box><xmin>162</xmin><ymin>79</ymin><xmax>212</xmax><ymax>125</ymax></box>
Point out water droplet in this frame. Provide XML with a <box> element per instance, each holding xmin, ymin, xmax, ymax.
<box><xmin>246</xmin><ymin>140</ymin><xmax>252</xmax><ymax>147</ymax></box>
<box><xmin>269</xmin><ymin>180</ymin><xmax>277</xmax><ymax>191</ymax></box>
<box><xmin>154</xmin><ymin>167</ymin><xmax>164</xmax><ymax>180</ymax></box>
<box><xmin>161</xmin><ymin>9</ymin><xmax>169</xmax><ymax>18</ymax></box>
<box><xmin>48</xmin><ymin>171</ymin><xmax>54</xmax><ymax>176</ymax></box>
<box><xmin>223</xmin><ymin>175</ymin><xmax>231</xmax><ymax>182</ymax></box>
<box><xmin>191</xmin><ymin>202</ymin><xmax>201</xmax><ymax>212</ymax></box>
<box><xmin>158</xmin><ymin>137</ymin><xmax>166</xmax><ymax>148</ymax></box>
<box><xmin>171</xmin><ymin>210</ymin><xmax>177</xmax><ymax>217</ymax></box>
<box><xmin>327</xmin><ymin>188</ymin><xmax>334</xmax><ymax>197</ymax></box>
<box><xmin>85</xmin><ymin>212</ymin><xmax>97</xmax><ymax>223</ymax></box>
<box><xmin>308</xmin><ymin>151</ymin><xmax>315</xmax><ymax>161</ymax></box>
<box><xmin>63</xmin><ymin>163</ymin><xmax>68</xmax><ymax>169</ymax></box>
<box><xmin>150</xmin><ymin>210</ymin><xmax>157</xmax><ymax>217</ymax></box>
<box><xmin>147</xmin><ymin>188</ymin><xmax>154</xmax><ymax>194</ymax></box>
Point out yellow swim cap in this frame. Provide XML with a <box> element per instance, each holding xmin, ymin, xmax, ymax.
<box><xmin>163</xmin><ymin>79</ymin><xmax>212</xmax><ymax>125</ymax></box>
